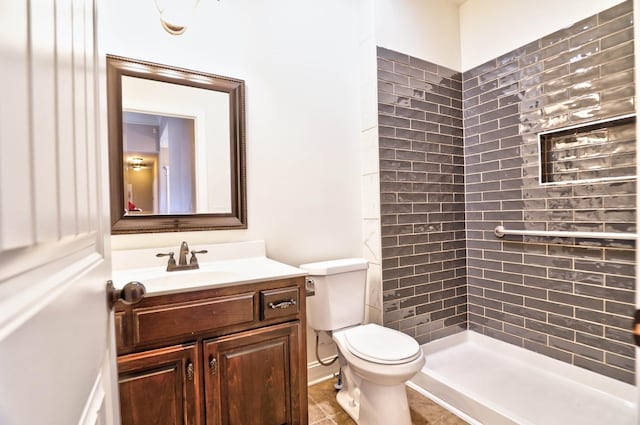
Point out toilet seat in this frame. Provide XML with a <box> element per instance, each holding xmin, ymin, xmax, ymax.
<box><xmin>342</xmin><ymin>323</ymin><xmax>421</xmax><ymax>365</ymax></box>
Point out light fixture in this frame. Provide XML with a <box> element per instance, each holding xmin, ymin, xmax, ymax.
<box><xmin>128</xmin><ymin>157</ymin><xmax>146</xmax><ymax>171</ymax></box>
<box><xmin>154</xmin><ymin>0</ymin><xmax>200</xmax><ymax>35</ymax></box>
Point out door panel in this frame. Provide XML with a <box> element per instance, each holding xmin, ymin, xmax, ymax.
<box><xmin>204</xmin><ymin>323</ymin><xmax>299</xmax><ymax>425</ymax></box>
<box><xmin>0</xmin><ymin>253</ymin><xmax>111</xmax><ymax>425</ymax></box>
<box><xmin>0</xmin><ymin>0</ymin><xmax>32</xmax><ymax>248</ymax></box>
<box><xmin>118</xmin><ymin>344</ymin><xmax>200</xmax><ymax>425</ymax></box>
<box><xmin>0</xmin><ymin>0</ymin><xmax>114</xmax><ymax>424</ymax></box>
<box><xmin>224</xmin><ymin>339</ymin><xmax>289</xmax><ymax>425</ymax></box>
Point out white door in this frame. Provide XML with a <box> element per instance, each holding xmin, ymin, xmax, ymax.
<box><xmin>636</xmin><ymin>0</ymin><xmax>640</xmax><ymax>418</ymax></box>
<box><xmin>0</xmin><ymin>1</ymin><xmax>118</xmax><ymax>425</ymax></box>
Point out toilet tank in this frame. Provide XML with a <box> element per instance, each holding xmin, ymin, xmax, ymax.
<box><xmin>299</xmin><ymin>258</ymin><xmax>368</xmax><ymax>331</ymax></box>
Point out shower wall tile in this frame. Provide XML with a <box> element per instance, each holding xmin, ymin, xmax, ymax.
<box><xmin>463</xmin><ymin>0</ymin><xmax>636</xmax><ymax>384</ymax></box>
<box><xmin>377</xmin><ymin>46</ymin><xmax>466</xmax><ymax>344</ymax></box>
<box><xmin>360</xmin><ymin>33</ymin><xmax>383</xmax><ymax>330</ymax></box>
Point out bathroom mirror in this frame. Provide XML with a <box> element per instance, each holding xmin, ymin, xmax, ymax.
<box><xmin>107</xmin><ymin>55</ymin><xmax>246</xmax><ymax>234</ymax></box>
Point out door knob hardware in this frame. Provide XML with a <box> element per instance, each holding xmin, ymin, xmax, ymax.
<box><xmin>107</xmin><ymin>280</ymin><xmax>146</xmax><ymax>310</ymax></box>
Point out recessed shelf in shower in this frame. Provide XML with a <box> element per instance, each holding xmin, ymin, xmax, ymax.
<box><xmin>538</xmin><ymin>114</ymin><xmax>636</xmax><ymax>185</ymax></box>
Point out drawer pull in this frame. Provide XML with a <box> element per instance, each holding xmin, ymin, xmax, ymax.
<box><xmin>187</xmin><ymin>361</ymin><xmax>194</xmax><ymax>381</ymax></box>
<box><xmin>209</xmin><ymin>356</ymin><xmax>217</xmax><ymax>375</ymax></box>
<box><xmin>268</xmin><ymin>299</ymin><xmax>296</xmax><ymax>310</ymax></box>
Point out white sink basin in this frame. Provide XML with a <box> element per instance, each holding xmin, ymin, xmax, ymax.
<box><xmin>111</xmin><ymin>241</ymin><xmax>306</xmax><ymax>295</ymax></box>
<box><xmin>113</xmin><ymin>265</ymin><xmax>238</xmax><ymax>289</ymax></box>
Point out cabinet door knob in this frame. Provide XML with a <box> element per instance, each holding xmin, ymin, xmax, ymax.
<box><xmin>187</xmin><ymin>361</ymin><xmax>194</xmax><ymax>381</ymax></box>
<box><xmin>107</xmin><ymin>280</ymin><xmax>146</xmax><ymax>310</ymax></box>
<box><xmin>209</xmin><ymin>356</ymin><xmax>217</xmax><ymax>374</ymax></box>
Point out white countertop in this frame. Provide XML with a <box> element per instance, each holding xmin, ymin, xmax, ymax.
<box><xmin>111</xmin><ymin>241</ymin><xmax>307</xmax><ymax>296</ymax></box>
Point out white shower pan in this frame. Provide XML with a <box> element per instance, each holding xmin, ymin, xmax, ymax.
<box><xmin>408</xmin><ymin>330</ymin><xmax>637</xmax><ymax>425</ymax></box>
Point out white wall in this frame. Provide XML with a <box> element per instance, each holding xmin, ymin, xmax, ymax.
<box><xmin>460</xmin><ymin>0</ymin><xmax>627</xmax><ymax>70</ymax></box>
<box><xmin>102</xmin><ymin>0</ymin><xmax>366</xmax><ymax>267</ymax></box>
<box><xmin>373</xmin><ymin>0</ymin><xmax>627</xmax><ymax>72</ymax></box>
<box><xmin>374</xmin><ymin>0</ymin><xmax>462</xmax><ymax>71</ymax></box>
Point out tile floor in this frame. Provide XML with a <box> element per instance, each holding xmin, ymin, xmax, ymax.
<box><xmin>307</xmin><ymin>378</ymin><xmax>469</xmax><ymax>425</ymax></box>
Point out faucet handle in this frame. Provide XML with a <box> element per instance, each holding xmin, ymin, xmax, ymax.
<box><xmin>189</xmin><ymin>249</ymin><xmax>208</xmax><ymax>264</ymax></box>
<box><xmin>156</xmin><ymin>252</ymin><xmax>176</xmax><ymax>267</ymax></box>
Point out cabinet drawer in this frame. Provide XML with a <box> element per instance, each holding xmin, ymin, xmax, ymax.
<box><xmin>132</xmin><ymin>292</ymin><xmax>255</xmax><ymax>344</ymax></box>
<box><xmin>260</xmin><ymin>286</ymin><xmax>299</xmax><ymax>320</ymax></box>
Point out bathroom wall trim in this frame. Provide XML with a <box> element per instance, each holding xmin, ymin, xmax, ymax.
<box><xmin>307</xmin><ymin>359</ymin><xmax>339</xmax><ymax>386</ymax></box>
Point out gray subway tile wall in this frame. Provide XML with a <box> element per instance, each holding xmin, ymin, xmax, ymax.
<box><xmin>377</xmin><ymin>0</ymin><xmax>636</xmax><ymax>384</ymax></box>
<box><xmin>464</xmin><ymin>0</ymin><xmax>636</xmax><ymax>385</ymax></box>
<box><xmin>377</xmin><ymin>46</ymin><xmax>467</xmax><ymax>343</ymax></box>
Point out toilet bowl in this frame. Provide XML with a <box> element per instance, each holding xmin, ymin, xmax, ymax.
<box><xmin>332</xmin><ymin>323</ymin><xmax>425</xmax><ymax>425</ymax></box>
<box><xmin>335</xmin><ymin>323</ymin><xmax>424</xmax><ymax>383</ymax></box>
<box><xmin>299</xmin><ymin>259</ymin><xmax>425</xmax><ymax>425</ymax></box>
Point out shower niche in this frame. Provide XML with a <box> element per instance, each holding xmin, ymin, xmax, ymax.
<box><xmin>539</xmin><ymin>114</ymin><xmax>636</xmax><ymax>184</ymax></box>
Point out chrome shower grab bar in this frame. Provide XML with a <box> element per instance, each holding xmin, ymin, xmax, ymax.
<box><xmin>494</xmin><ymin>225</ymin><xmax>639</xmax><ymax>240</ymax></box>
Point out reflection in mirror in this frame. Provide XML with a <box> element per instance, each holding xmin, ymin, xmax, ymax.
<box><xmin>123</xmin><ymin>111</ymin><xmax>197</xmax><ymax>215</ymax></box>
<box><xmin>107</xmin><ymin>55</ymin><xmax>246</xmax><ymax>234</ymax></box>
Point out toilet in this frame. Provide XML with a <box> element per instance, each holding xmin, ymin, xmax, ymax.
<box><xmin>300</xmin><ymin>258</ymin><xmax>425</xmax><ymax>425</ymax></box>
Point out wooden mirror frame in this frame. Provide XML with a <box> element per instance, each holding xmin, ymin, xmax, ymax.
<box><xmin>106</xmin><ymin>55</ymin><xmax>246</xmax><ymax>234</ymax></box>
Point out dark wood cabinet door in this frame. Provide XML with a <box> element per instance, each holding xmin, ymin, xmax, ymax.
<box><xmin>118</xmin><ymin>343</ymin><xmax>201</xmax><ymax>425</ymax></box>
<box><xmin>204</xmin><ymin>322</ymin><xmax>302</xmax><ymax>425</ymax></box>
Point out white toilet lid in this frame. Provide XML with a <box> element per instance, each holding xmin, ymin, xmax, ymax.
<box><xmin>343</xmin><ymin>323</ymin><xmax>420</xmax><ymax>365</ymax></box>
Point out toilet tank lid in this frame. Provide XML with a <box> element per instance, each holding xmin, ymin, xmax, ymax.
<box><xmin>299</xmin><ymin>258</ymin><xmax>368</xmax><ymax>275</ymax></box>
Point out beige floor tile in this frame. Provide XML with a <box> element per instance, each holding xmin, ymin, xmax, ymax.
<box><xmin>332</xmin><ymin>409</ymin><xmax>356</xmax><ymax>425</ymax></box>
<box><xmin>309</xmin><ymin>418</ymin><xmax>337</xmax><ymax>425</ymax></box>
<box><xmin>308</xmin><ymin>379</ymin><xmax>468</xmax><ymax>425</ymax></box>
<box><xmin>434</xmin><ymin>414</ymin><xmax>470</xmax><ymax>425</ymax></box>
<box><xmin>308</xmin><ymin>403</ymin><xmax>329</xmax><ymax>423</ymax></box>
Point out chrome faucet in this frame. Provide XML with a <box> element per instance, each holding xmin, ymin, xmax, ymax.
<box><xmin>156</xmin><ymin>241</ymin><xmax>208</xmax><ymax>272</ymax></box>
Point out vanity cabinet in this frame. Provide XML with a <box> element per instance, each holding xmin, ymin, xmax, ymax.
<box><xmin>117</xmin><ymin>344</ymin><xmax>201</xmax><ymax>425</ymax></box>
<box><xmin>114</xmin><ymin>276</ymin><xmax>307</xmax><ymax>425</ymax></box>
<box><xmin>204</xmin><ymin>322</ymin><xmax>301</xmax><ymax>425</ymax></box>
